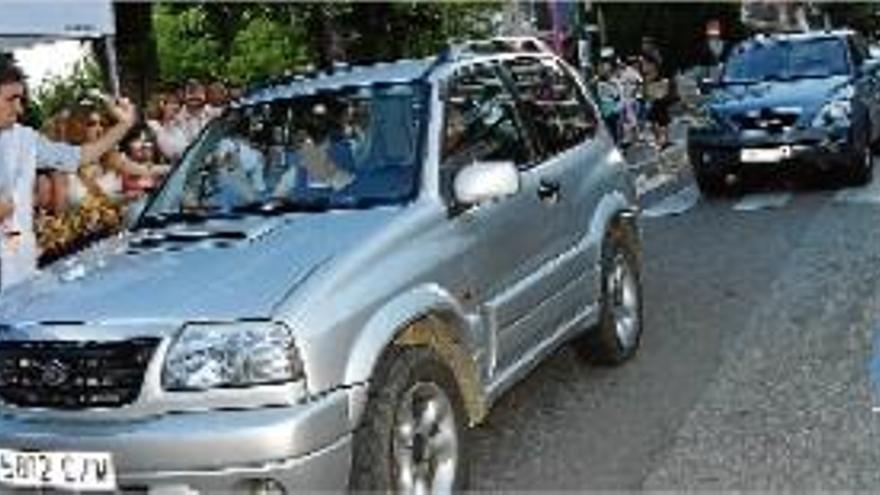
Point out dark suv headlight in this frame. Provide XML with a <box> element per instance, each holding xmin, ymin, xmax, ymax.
<box><xmin>812</xmin><ymin>99</ymin><xmax>852</xmax><ymax>128</ymax></box>
<box><xmin>812</xmin><ymin>86</ymin><xmax>854</xmax><ymax>128</ymax></box>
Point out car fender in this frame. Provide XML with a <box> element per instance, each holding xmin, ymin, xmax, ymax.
<box><xmin>586</xmin><ymin>190</ymin><xmax>640</xmax><ymax>288</ymax></box>
<box><xmin>343</xmin><ymin>283</ymin><xmax>485</xmax><ymax>427</ymax></box>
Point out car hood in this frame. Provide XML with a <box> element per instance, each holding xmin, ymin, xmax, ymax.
<box><xmin>0</xmin><ymin>208</ymin><xmax>402</xmax><ymax>325</ymax></box>
<box><xmin>710</xmin><ymin>75</ymin><xmax>851</xmax><ymax>118</ymax></box>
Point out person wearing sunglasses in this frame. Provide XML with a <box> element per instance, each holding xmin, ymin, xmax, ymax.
<box><xmin>0</xmin><ymin>57</ymin><xmax>136</xmax><ymax>290</ymax></box>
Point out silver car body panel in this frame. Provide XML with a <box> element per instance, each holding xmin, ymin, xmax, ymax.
<box><xmin>0</xmin><ymin>50</ymin><xmax>638</xmax><ymax>491</ymax></box>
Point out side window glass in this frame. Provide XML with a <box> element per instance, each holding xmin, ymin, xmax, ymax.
<box><xmin>503</xmin><ymin>57</ymin><xmax>597</xmax><ymax>159</ymax></box>
<box><xmin>441</xmin><ymin>64</ymin><xmax>531</xmax><ymax>172</ymax></box>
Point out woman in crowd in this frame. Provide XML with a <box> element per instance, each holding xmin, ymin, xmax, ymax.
<box><xmin>121</xmin><ymin>129</ymin><xmax>171</xmax><ymax>200</ymax></box>
<box><xmin>641</xmin><ymin>53</ymin><xmax>675</xmax><ymax>150</ymax></box>
<box><xmin>146</xmin><ymin>90</ymin><xmax>188</xmax><ymax>162</ymax></box>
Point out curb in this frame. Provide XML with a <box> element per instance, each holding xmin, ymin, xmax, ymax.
<box><xmin>630</xmin><ymin>142</ymin><xmax>695</xmax><ymax>209</ymax></box>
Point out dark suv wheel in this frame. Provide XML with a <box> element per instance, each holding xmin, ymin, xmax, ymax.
<box><xmin>844</xmin><ymin>134</ymin><xmax>874</xmax><ymax>186</ymax></box>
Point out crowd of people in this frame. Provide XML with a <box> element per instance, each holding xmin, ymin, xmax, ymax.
<box><xmin>592</xmin><ymin>36</ymin><xmax>678</xmax><ymax>152</ymax></box>
<box><xmin>18</xmin><ymin>72</ymin><xmax>239</xmax><ymax>271</ymax></box>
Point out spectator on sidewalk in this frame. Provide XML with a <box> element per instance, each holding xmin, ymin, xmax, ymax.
<box><xmin>617</xmin><ymin>56</ymin><xmax>644</xmax><ymax>147</ymax></box>
<box><xmin>594</xmin><ymin>49</ymin><xmax>622</xmax><ymax>143</ymax></box>
<box><xmin>207</xmin><ymin>80</ymin><xmax>230</xmax><ymax>111</ymax></box>
<box><xmin>642</xmin><ymin>52</ymin><xmax>676</xmax><ymax>150</ymax></box>
<box><xmin>147</xmin><ymin>90</ymin><xmax>188</xmax><ymax>162</ymax></box>
<box><xmin>177</xmin><ymin>79</ymin><xmax>222</xmax><ymax>145</ymax></box>
<box><xmin>0</xmin><ymin>58</ymin><xmax>136</xmax><ymax>289</ymax></box>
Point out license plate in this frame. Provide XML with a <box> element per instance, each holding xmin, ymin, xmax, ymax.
<box><xmin>0</xmin><ymin>449</ymin><xmax>116</xmax><ymax>492</ymax></box>
<box><xmin>740</xmin><ymin>146</ymin><xmax>791</xmax><ymax>163</ymax></box>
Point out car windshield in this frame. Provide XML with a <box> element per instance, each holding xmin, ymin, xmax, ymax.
<box><xmin>723</xmin><ymin>38</ymin><xmax>851</xmax><ymax>83</ymax></box>
<box><xmin>141</xmin><ymin>82</ymin><xmax>427</xmax><ymax>223</ymax></box>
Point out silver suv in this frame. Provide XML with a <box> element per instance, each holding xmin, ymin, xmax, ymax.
<box><xmin>0</xmin><ymin>42</ymin><xmax>642</xmax><ymax>493</ymax></box>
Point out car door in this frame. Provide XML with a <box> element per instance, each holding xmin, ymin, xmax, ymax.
<box><xmin>439</xmin><ymin>61</ymin><xmax>567</xmax><ymax>374</ymax></box>
<box><xmin>498</xmin><ymin>56</ymin><xmax>608</xmax><ymax>344</ymax></box>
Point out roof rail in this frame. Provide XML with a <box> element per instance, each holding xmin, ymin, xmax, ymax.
<box><xmin>442</xmin><ymin>35</ymin><xmax>554</xmax><ymax>62</ymax></box>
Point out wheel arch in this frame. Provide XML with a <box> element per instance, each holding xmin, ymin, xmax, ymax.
<box><xmin>344</xmin><ymin>284</ymin><xmax>489</xmax><ymax>429</ymax></box>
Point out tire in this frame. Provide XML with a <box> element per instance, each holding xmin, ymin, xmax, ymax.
<box><xmin>576</xmin><ymin>220</ymin><xmax>644</xmax><ymax>366</ymax></box>
<box><xmin>695</xmin><ymin>169</ymin><xmax>726</xmax><ymax>198</ymax></box>
<box><xmin>843</xmin><ymin>136</ymin><xmax>873</xmax><ymax>186</ymax></box>
<box><xmin>349</xmin><ymin>346</ymin><xmax>469</xmax><ymax>493</ymax></box>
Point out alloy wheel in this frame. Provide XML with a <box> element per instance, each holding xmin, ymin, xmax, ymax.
<box><xmin>393</xmin><ymin>381</ymin><xmax>459</xmax><ymax>495</ymax></box>
<box><xmin>608</xmin><ymin>252</ymin><xmax>640</xmax><ymax>350</ymax></box>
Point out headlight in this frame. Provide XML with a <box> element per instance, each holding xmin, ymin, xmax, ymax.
<box><xmin>812</xmin><ymin>99</ymin><xmax>852</xmax><ymax>127</ymax></box>
<box><xmin>163</xmin><ymin>322</ymin><xmax>304</xmax><ymax>391</ymax></box>
<box><xmin>692</xmin><ymin>106</ymin><xmax>724</xmax><ymax>130</ymax></box>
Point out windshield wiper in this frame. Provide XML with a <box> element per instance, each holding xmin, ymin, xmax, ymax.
<box><xmin>231</xmin><ymin>197</ymin><xmax>331</xmax><ymax>216</ymax></box>
<box><xmin>136</xmin><ymin>209</ymin><xmax>242</xmax><ymax>229</ymax></box>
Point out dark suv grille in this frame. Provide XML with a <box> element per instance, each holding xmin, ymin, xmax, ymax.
<box><xmin>731</xmin><ymin>110</ymin><xmax>800</xmax><ymax>132</ymax></box>
<box><xmin>0</xmin><ymin>339</ymin><xmax>159</xmax><ymax>410</ymax></box>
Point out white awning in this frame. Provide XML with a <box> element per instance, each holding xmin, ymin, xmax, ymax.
<box><xmin>0</xmin><ymin>1</ymin><xmax>114</xmax><ymax>48</ymax></box>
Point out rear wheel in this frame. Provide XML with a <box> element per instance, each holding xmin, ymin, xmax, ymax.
<box><xmin>843</xmin><ymin>136</ymin><xmax>873</xmax><ymax>186</ymax></box>
<box><xmin>349</xmin><ymin>346</ymin><xmax>468</xmax><ymax>494</ymax></box>
<box><xmin>576</xmin><ymin>221</ymin><xmax>643</xmax><ymax>366</ymax></box>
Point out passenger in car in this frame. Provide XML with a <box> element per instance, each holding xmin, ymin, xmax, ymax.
<box><xmin>272</xmin><ymin>106</ymin><xmax>355</xmax><ymax>198</ymax></box>
<box><xmin>207</xmin><ymin>136</ymin><xmax>267</xmax><ymax>206</ymax></box>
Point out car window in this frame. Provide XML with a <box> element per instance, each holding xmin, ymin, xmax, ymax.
<box><xmin>145</xmin><ymin>83</ymin><xmax>427</xmax><ymax>219</ymax></box>
<box><xmin>502</xmin><ymin>57</ymin><xmax>597</xmax><ymax>159</ymax></box>
<box><xmin>724</xmin><ymin>38</ymin><xmax>851</xmax><ymax>82</ymax></box>
<box><xmin>440</xmin><ymin>63</ymin><xmax>531</xmax><ymax>171</ymax></box>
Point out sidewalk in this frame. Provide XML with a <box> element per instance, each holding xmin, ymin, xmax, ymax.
<box><xmin>626</xmin><ymin>115</ymin><xmax>693</xmax><ymax>206</ymax></box>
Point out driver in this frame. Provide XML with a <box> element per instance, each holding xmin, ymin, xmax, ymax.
<box><xmin>205</xmin><ymin>136</ymin><xmax>267</xmax><ymax>206</ymax></box>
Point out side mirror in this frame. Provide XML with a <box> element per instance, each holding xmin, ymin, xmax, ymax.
<box><xmin>453</xmin><ymin>161</ymin><xmax>519</xmax><ymax>206</ymax></box>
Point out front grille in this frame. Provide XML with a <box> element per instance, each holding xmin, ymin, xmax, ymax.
<box><xmin>0</xmin><ymin>338</ymin><xmax>159</xmax><ymax>410</ymax></box>
<box><xmin>731</xmin><ymin>110</ymin><xmax>800</xmax><ymax>132</ymax></box>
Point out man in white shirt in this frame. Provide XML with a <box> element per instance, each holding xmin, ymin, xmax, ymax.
<box><xmin>177</xmin><ymin>79</ymin><xmax>222</xmax><ymax>145</ymax></box>
<box><xmin>0</xmin><ymin>58</ymin><xmax>136</xmax><ymax>289</ymax></box>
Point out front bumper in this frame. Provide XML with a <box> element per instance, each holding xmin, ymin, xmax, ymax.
<box><xmin>0</xmin><ymin>389</ymin><xmax>355</xmax><ymax>493</ymax></box>
<box><xmin>688</xmin><ymin>125</ymin><xmax>858</xmax><ymax>178</ymax></box>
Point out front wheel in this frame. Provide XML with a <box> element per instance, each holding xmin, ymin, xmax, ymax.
<box><xmin>695</xmin><ymin>169</ymin><xmax>726</xmax><ymax>198</ymax></box>
<box><xmin>576</xmin><ymin>221</ymin><xmax>644</xmax><ymax>366</ymax></box>
<box><xmin>843</xmin><ymin>138</ymin><xmax>874</xmax><ymax>186</ymax></box>
<box><xmin>349</xmin><ymin>346</ymin><xmax>468</xmax><ymax>494</ymax></box>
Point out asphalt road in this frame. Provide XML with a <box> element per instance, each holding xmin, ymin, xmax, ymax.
<box><xmin>468</xmin><ymin>172</ymin><xmax>880</xmax><ymax>490</ymax></box>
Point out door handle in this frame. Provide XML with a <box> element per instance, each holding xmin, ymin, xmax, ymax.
<box><xmin>537</xmin><ymin>179</ymin><xmax>561</xmax><ymax>204</ymax></box>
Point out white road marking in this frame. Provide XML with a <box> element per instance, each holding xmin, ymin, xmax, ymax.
<box><xmin>643</xmin><ymin>185</ymin><xmax>700</xmax><ymax>218</ymax></box>
<box><xmin>636</xmin><ymin>173</ymin><xmax>672</xmax><ymax>197</ymax></box>
<box><xmin>732</xmin><ymin>192</ymin><xmax>793</xmax><ymax>212</ymax></box>
<box><xmin>834</xmin><ymin>173</ymin><xmax>880</xmax><ymax>205</ymax></box>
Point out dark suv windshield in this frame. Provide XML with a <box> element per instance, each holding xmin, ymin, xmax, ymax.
<box><xmin>723</xmin><ymin>38</ymin><xmax>851</xmax><ymax>83</ymax></box>
<box><xmin>143</xmin><ymin>82</ymin><xmax>427</xmax><ymax>221</ymax></box>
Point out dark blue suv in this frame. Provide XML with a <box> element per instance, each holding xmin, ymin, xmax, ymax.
<box><xmin>689</xmin><ymin>30</ymin><xmax>880</xmax><ymax>195</ymax></box>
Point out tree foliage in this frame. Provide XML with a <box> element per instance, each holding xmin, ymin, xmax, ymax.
<box><xmin>150</xmin><ymin>2</ymin><xmax>500</xmax><ymax>85</ymax></box>
<box><xmin>31</xmin><ymin>59</ymin><xmax>103</xmax><ymax>125</ymax></box>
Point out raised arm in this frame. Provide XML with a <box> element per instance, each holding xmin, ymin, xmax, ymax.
<box><xmin>80</xmin><ymin>98</ymin><xmax>137</xmax><ymax>166</ymax></box>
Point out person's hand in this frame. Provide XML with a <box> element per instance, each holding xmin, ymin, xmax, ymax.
<box><xmin>106</xmin><ymin>97</ymin><xmax>137</xmax><ymax>129</ymax></box>
<box><xmin>0</xmin><ymin>197</ymin><xmax>14</xmax><ymax>223</ymax></box>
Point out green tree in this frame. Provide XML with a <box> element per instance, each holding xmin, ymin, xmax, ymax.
<box><xmin>31</xmin><ymin>59</ymin><xmax>103</xmax><ymax>124</ymax></box>
<box><xmin>153</xmin><ymin>4</ymin><xmax>222</xmax><ymax>83</ymax></box>
<box><xmin>226</xmin><ymin>15</ymin><xmax>308</xmax><ymax>85</ymax></box>
<box><xmin>148</xmin><ymin>2</ymin><xmax>501</xmax><ymax>85</ymax></box>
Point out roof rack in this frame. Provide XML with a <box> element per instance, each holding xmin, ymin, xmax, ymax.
<box><xmin>442</xmin><ymin>36</ymin><xmax>554</xmax><ymax>62</ymax></box>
